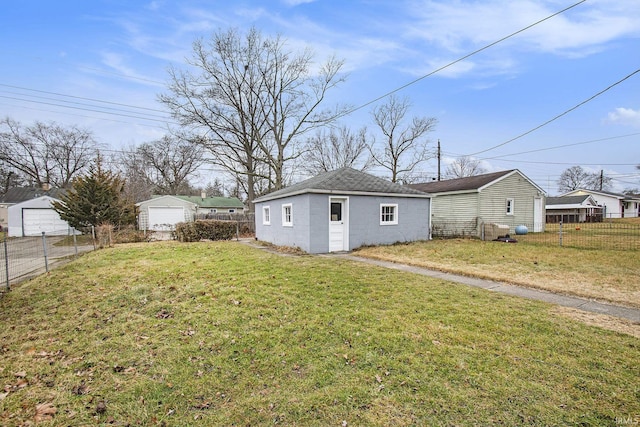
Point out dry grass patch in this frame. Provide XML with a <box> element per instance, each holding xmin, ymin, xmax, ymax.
<box><xmin>553</xmin><ymin>307</ymin><xmax>640</xmax><ymax>338</ymax></box>
<box><xmin>355</xmin><ymin>239</ymin><xmax>640</xmax><ymax>308</ymax></box>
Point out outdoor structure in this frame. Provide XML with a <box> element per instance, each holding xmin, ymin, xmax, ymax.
<box><xmin>137</xmin><ymin>194</ymin><xmax>245</xmax><ymax>231</ymax></box>
<box><xmin>561</xmin><ymin>189</ymin><xmax>639</xmax><ymax>219</ymax></box>
<box><xmin>408</xmin><ymin>169</ymin><xmax>546</xmax><ymax>238</ymax></box>
<box><xmin>7</xmin><ymin>195</ymin><xmax>72</xmax><ymax>237</ymax></box>
<box><xmin>1</xmin><ymin>187</ymin><xmax>67</xmax><ymax>231</ymax></box>
<box><xmin>253</xmin><ymin>167</ymin><xmax>431</xmax><ymax>254</ymax></box>
<box><xmin>545</xmin><ymin>195</ymin><xmax>603</xmax><ymax>223</ymax></box>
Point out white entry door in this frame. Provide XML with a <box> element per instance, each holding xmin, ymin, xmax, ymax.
<box><xmin>329</xmin><ymin>198</ymin><xmax>348</xmax><ymax>252</ymax></box>
<box><xmin>533</xmin><ymin>197</ymin><xmax>544</xmax><ymax>232</ymax></box>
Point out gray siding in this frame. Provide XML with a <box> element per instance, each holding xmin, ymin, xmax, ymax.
<box><xmin>256</xmin><ymin>194</ymin><xmax>430</xmax><ymax>253</ymax></box>
<box><xmin>348</xmin><ymin>195</ymin><xmax>430</xmax><ymax>249</ymax></box>
<box><xmin>255</xmin><ymin>194</ymin><xmax>313</xmax><ymax>252</ymax></box>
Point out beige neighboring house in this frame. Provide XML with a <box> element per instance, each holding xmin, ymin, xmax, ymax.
<box><xmin>408</xmin><ymin>169</ymin><xmax>546</xmax><ymax>238</ymax></box>
<box><xmin>137</xmin><ymin>194</ymin><xmax>245</xmax><ymax>231</ymax></box>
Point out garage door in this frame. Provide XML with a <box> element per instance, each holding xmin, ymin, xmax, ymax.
<box><xmin>148</xmin><ymin>207</ymin><xmax>186</xmax><ymax>230</ymax></box>
<box><xmin>22</xmin><ymin>208</ymin><xmax>70</xmax><ymax>236</ymax></box>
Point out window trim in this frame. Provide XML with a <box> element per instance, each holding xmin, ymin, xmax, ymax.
<box><xmin>262</xmin><ymin>206</ymin><xmax>271</xmax><ymax>225</ymax></box>
<box><xmin>506</xmin><ymin>198</ymin><xmax>515</xmax><ymax>215</ymax></box>
<box><xmin>380</xmin><ymin>203</ymin><xmax>398</xmax><ymax>225</ymax></box>
<box><xmin>282</xmin><ymin>203</ymin><xmax>293</xmax><ymax>227</ymax></box>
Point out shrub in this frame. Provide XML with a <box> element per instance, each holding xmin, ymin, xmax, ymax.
<box><xmin>174</xmin><ymin>220</ymin><xmax>238</xmax><ymax>242</ymax></box>
<box><xmin>113</xmin><ymin>226</ymin><xmax>151</xmax><ymax>244</ymax></box>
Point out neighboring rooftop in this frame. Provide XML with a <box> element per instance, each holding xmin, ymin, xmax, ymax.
<box><xmin>408</xmin><ymin>170</ymin><xmax>515</xmax><ymax>194</ymax></box>
<box><xmin>0</xmin><ymin>187</ymin><xmax>67</xmax><ymax>204</ymax></box>
<box><xmin>149</xmin><ymin>195</ymin><xmax>244</xmax><ymax>208</ymax></box>
<box><xmin>254</xmin><ymin>167</ymin><xmax>429</xmax><ymax>203</ymax></box>
<box><xmin>546</xmin><ymin>195</ymin><xmax>596</xmax><ymax>206</ymax></box>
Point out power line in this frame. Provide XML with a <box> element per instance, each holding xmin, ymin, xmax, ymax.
<box><xmin>479</xmin><ymin>133</ymin><xmax>640</xmax><ymax>160</ymax></box>
<box><xmin>0</xmin><ymin>90</ymin><xmax>172</xmax><ymax>120</ymax></box>
<box><xmin>0</xmin><ymin>95</ymin><xmax>178</xmax><ymax>125</ymax></box>
<box><xmin>467</xmin><ymin>68</ymin><xmax>640</xmax><ymax>156</ymax></box>
<box><xmin>0</xmin><ymin>83</ymin><xmax>167</xmax><ymax>113</ymax></box>
<box><xmin>339</xmin><ymin>0</ymin><xmax>587</xmax><ymax>117</ymax></box>
<box><xmin>486</xmin><ymin>158</ymin><xmax>638</xmax><ymax>166</ymax></box>
<box><xmin>0</xmin><ymin>102</ymin><xmax>169</xmax><ymax>131</ymax></box>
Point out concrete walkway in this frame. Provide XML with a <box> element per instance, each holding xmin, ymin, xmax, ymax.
<box><xmin>240</xmin><ymin>239</ymin><xmax>639</xmax><ymax>323</ymax></box>
<box><xmin>330</xmin><ymin>254</ymin><xmax>640</xmax><ymax>324</ymax></box>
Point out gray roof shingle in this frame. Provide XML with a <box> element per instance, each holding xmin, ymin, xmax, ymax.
<box><xmin>546</xmin><ymin>195</ymin><xmax>593</xmax><ymax>206</ymax></box>
<box><xmin>254</xmin><ymin>167</ymin><xmax>429</xmax><ymax>202</ymax></box>
<box><xmin>1</xmin><ymin>187</ymin><xmax>67</xmax><ymax>204</ymax></box>
<box><xmin>407</xmin><ymin>170</ymin><xmax>515</xmax><ymax>194</ymax></box>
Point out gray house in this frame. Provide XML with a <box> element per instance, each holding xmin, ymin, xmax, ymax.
<box><xmin>408</xmin><ymin>169</ymin><xmax>546</xmax><ymax>238</ymax></box>
<box><xmin>253</xmin><ymin>167</ymin><xmax>431</xmax><ymax>254</ymax></box>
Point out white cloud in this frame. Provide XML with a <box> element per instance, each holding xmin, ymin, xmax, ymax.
<box><xmin>406</xmin><ymin>0</ymin><xmax>640</xmax><ymax>56</ymax></box>
<box><xmin>607</xmin><ymin>107</ymin><xmax>640</xmax><ymax>128</ymax></box>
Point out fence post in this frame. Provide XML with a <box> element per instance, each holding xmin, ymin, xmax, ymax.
<box><xmin>41</xmin><ymin>232</ymin><xmax>50</xmax><ymax>273</ymax></box>
<box><xmin>559</xmin><ymin>222</ymin><xmax>563</xmax><ymax>247</ymax></box>
<box><xmin>236</xmin><ymin>221</ymin><xmax>240</xmax><ymax>241</ymax></box>
<box><xmin>3</xmin><ymin>237</ymin><xmax>9</xmax><ymax>291</ymax></box>
<box><xmin>73</xmin><ymin>228</ymin><xmax>78</xmax><ymax>257</ymax></box>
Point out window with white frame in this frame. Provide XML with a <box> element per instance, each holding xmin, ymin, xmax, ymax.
<box><xmin>506</xmin><ymin>198</ymin><xmax>515</xmax><ymax>215</ymax></box>
<box><xmin>380</xmin><ymin>203</ymin><xmax>398</xmax><ymax>225</ymax></box>
<box><xmin>262</xmin><ymin>206</ymin><xmax>270</xmax><ymax>225</ymax></box>
<box><xmin>282</xmin><ymin>203</ymin><xmax>293</xmax><ymax>226</ymax></box>
<box><xmin>229</xmin><ymin>209</ymin><xmax>236</xmax><ymax>213</ymax></box>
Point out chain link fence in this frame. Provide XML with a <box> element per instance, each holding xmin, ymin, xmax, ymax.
<box><xmin>432</xmin><ymin>219</ymin><xmax>640</xmax><ymax>251</ymax></box>
<box><xmin>0</xmin><ymin>230</ymin><xmax>95</xmax><ymax>292</ymax></box>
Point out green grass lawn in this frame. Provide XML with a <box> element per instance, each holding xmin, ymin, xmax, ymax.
<box><xmin>0</xmin><ymin>241</ymin><xmax>638</xmax><ymax>426</ymax></box>
<box><xmin>355</xmin><ymin>239</ymin><xmax>640</xmax><ymax>308</ymax></box>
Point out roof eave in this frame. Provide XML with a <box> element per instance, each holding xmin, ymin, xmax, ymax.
<box><xmin>253</xmin><ymin>188</ymin><xmax>431</xmax><ymax>203</ymax></box>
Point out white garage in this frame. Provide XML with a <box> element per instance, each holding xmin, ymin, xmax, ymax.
<box><xmin>147</xmin><ymin>206</ymin><xmax>186</xmax><ymax>231</ymax></box>
<box><xmin>8</xmin><ymin>196</ymin><xmax>72</xmax><ymax>237</ymax></box>
<box><xmin>22</xmin><ymin>208</ymin><xmax>70</xmax><ymax>236</ymax></box>
<box><xmin>137</xmin><ymin>196</ymin><xmax>196</xmax><ymax>231</ymax></box>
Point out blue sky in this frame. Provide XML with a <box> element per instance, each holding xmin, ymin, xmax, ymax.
<box><xmin>1</xmin><ymin>0</ymin><xmax>639</xmax><ymax>194</ymax></box>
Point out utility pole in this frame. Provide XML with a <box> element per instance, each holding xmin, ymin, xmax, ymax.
<box><xmin>437</xmin><ymin>139</ymin><xmax>441</xmax><ymax>181</ymax></box>
<box><xmin>599</xmin><ymin>169</ymin><xmax>604</xmax><ymax>191</ymax></box>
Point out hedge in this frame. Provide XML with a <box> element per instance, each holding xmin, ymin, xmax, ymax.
<box><xmin>174</xmin><ymin>220</ymin><xmax>240</xmax><ymax>242</ymax></box>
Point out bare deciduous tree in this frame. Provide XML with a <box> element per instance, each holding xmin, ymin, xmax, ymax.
<box><xmin>159</xmin><ymin>27</ymin><xmax>348</xmax><ymax>209</ymax></box>
<box><xmin>302</xmin><ymin>126</ymin><xmax>372</xmax><ymax>175</ymax></box>
<box><xmin>557</xmin><ymin>165</ymin><xmax>612</xmax><ymax>193</ymax></box>
<box><xmin>0</xmin><ymin>162</ymin><xmax>25</xmax><ymax>195</ymax></box>
<box><xmin>117</xmin><ymin>136</ymin><xmax>204</xmax><ymax>200</ymax></box>
<box><xmin>370</xmin><ymin>96</ymin><xmax>437</xmax><ymax>183</ymax></box>
<box><xmin>445</xmin><ymin>156</ymin><xmax>487</xmax><ymax>179</ymax></box>
<box><xmin>0</xmin><ymin>117</ymin><xmax>99</xmax><ymax>188</ymax></box>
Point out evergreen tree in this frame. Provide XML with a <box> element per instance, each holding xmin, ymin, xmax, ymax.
<box><xmin>52</xmin><ymin>155</ymin><xmax>136</xmax><ymax>230</ymax></box>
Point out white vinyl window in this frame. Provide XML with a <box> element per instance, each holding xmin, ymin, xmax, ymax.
<box><xmin>262</xmin><ymin>206</ymin><xmax>271</xmax><ymax>225</ymax></box>
<box><xmin>380</xmin><ymin>204</ymin><xmax>398</xmax><ymax>225</ymax></box>
<box><xmin>506</xmin><ymin>198</ymin><xmax>515</xmax><ymax>215</ymax></box>
<box><xmin>282</xmin><ymin>203</ymin><xmax>293</xmax><ymax>227</ymax></box>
